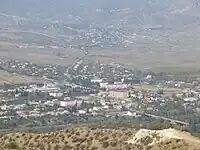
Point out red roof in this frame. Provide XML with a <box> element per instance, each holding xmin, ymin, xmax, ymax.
<box><xmin>60</xmin><ymin>99</ymin><xmax>73</xmax><ymax>102</ymax></box>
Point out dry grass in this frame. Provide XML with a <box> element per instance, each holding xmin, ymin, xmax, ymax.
<box><xmin>0</xmin><ymin>127</ymin><xmax>199</xmax><ymax>150</ymax></box>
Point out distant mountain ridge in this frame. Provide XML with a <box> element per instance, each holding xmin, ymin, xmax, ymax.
<box><xmin>1</xmin><ymin>0</ymin><xmax>200</xmax><ymax>27</ymax></box>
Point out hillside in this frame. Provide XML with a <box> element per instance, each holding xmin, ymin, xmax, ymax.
<box><xmin>0</xmin><ymin>127</ymin><xmax>200</xmax><ymax>150</ymax></box>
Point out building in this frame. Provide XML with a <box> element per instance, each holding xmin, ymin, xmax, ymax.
<box><xmin>49</xmin><ymin>92</ymin><xmax>63</xmax><ymax>98</ymax></box>
<box><xmin>183</xmin><ymin>97</ymin><xmax>198</xmax><ymax>102</ymax></box>
<box><xmin>26</xmin><ymin>82</ymin><xmax>60</xmax><ymax>92</ymax></box>
<box><xmin>59</xmin><ymin>99</ymin><xmax>82</xmax><ymax>107</ymax></box>
<box><xmin>109</xmin><ymin>90</ymin><xmax>129</xmax><ymax>99</ymax></box>
<box><xmin>100</xmin><ymin>82</ymin><xmax>129</xmax><ymax>91</ymax></box>
<box><xmin>91</xmin><ymin>78</ymin><xmax>103</xmax><ymax>83</ymax></box>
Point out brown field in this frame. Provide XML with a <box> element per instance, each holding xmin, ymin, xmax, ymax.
<box><xmin>1</xmin><ymin>44</ymin><xmax>200</xmax><ymax>72</ymax></box>
<box><xmin>90</xmin><ymin>49</ymin><xmax>200</xmax><ymax>72</ymax></box>
<box><xmin>0</xmin><ymin>47</ymin><xmax>85</xmax><ymax>67</ymax></box>
<box><xmin>0</xmin><ymin>70</ymin><xmax>43</xmax><ymax>85</ymax></box>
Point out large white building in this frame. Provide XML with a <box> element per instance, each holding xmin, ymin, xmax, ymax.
<box><xmin>100</xmin><ymin>82</ymin><xmax>129</xmax><ymax>90</ymax></box>
<box><xmin>26</xmin><ymin>83</ymin><xmax>60</xmax><ymax>92</ymax></box>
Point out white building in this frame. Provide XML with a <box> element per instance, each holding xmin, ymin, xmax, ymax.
<box><xmin>100</xmin><ymin>82</ymin><xmax>129</xmax><ymax>90</ymax></box>
<box><xmin>78</xmin><ymin>110</ymin><xmax>86</xmax><ymax>114</ymax></box>
<box><xmin>91</xmin><ymin>78</ymin><xmax>103</xmax><ymax>83</ymax></box>
<box><xmin>59</xmin><ymin>100</ymin><xmax>82</xmax><ymax>107</ymax></box>
<box><xmin>49</xmin><ymin>92</ymin><xmax>63</xmax><ymax>98</ymax></box>
<box><xmin>183</xmin><ymin>97</ymin><xmax>198</xmax><ymax>102</ymax></box>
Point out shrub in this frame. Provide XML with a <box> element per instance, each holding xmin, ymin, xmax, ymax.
<box><xmin>29</xmin><ymin>135</ymin><xmax>33</xmax><ymax>140</ymax></box>
<box><xmin>65</xmin><ymin>129</ymin><xmax>69</xmax><ymax>133</ymax></box>
<box><xmin>54</xmin><ymin>144</ymin><xmax>61</xmax><ymax>150</ymax></box>
<box><xmin>6</xmin><ymin>141</ymin><xmax>19</xmax><ymax>149</ymax></box>
<box><xmin>67</xmin><ymin>134</ymin><xmax>72</xmax><ymax>138</ymax></box>
<box><xmin>103</xmin><ymin>136</ymin><xmax>109</xmax><ymax>141</ymax></box>
<box><xmin>47</xmin><ymin>144</ymin><xmax>51</xmax><ymax>150</ymax></box>
<box><xmin>23</xmin><ymin>141</ymin><xmax>29</xmax><ymax>146</ymax></box>
<box><xmin>111</xmin><ymin>133</ymin><xmax>117</xmax><ymax>138</ymax></box>
<box><xmin>87</xmin><ymin>139</ymin><xmax>93</xmax><ymax>145</ymax></box>
<box><xmin>88</xmin><ymin>136</ymin><xmax>93</xmax><ymax>141</ymax></box>
<box><xmin>3</xmin><ymin>136</ymin><xmax>8</xmax><ymax>140</ymax></box>
<box><xmin>102</xmin><ymin>141</ymin><xmax>109</xmax><ymax>148</ymax></box>
<box><xmin>79</xmin><ymin>144</ymin><xmax>86</xmax><ymax>150</ymax></box>
<box><xmin>91</xmin><ymin>146</ymin><xmax>98</xmax><ymax>150</ymax></box>
<box><xmin>9</xmin><ymin>137</ymin><xmax>13</xmax><ymax>142</ymax></box>
<box><xmin>124</xmin><ymin>144</ymin><xmax>133</xmax><ymax>150</ymax></box>
<box><xmin>76</xmin><ymin>132</ymin><xmax>80</xmax><ymax>136</ymax></box>
<box><xmin>28</xmin><ymin>143</ymin><xmax>34</xmax><ymax>148</ymax></box>
<box><xmin>72</xmin><ymin>137</ymin><xmax>79</xmax><ymax>143</ymax></box>
<box><xmin>59</xmin><ymin>134</ymin><xmax>65</xmax><ymax>141</ymax></box>
<box><xmin>64</xmin><ymin>141</ymin><xmax>68</xmax><ymax>145</ymax></box>
<box><xmin>34</xmin><ymin>135</ymin><xmax>40</xmax><ymax>142</ymax></box>
<box><xmin>140</xmin><ymin>136</ymin><xmax>153</xmax><ymax>145</ymax></box>
<box><xmin>16</xmin><ymin>135</ymin><xmax>20</xmax><ymax>139</ymax></box>
<box><xmin>75</xmin><ymin>143</ymin><xmax>81</xmax><ymax>148</ymax></box>
<box><xmin>63</xmin><ymin>145</ymin><xmax>73</xmax><ymax>150</ymax></box>
<box><xmin>110</xmin><ymin>141</ymin><xmax>117</xmax><ymax>147</ymax></box>
<box><xmin>99</xmin><ymin>136</ymin><xmax>109</xmax><ymax>142</ymax></box>
<box><xmin>38</xmin><ymin>143</ymin><xmax>45</xmax><ymax>150</ymax></box>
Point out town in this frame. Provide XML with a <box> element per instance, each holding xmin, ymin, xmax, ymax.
<box><xmin>0</xmin><ymin>58</ymin><xmax>200</xmax><ymax>133</ymax></box>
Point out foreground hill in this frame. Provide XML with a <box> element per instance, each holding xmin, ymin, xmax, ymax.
<box><xmin>0</xmin><ymin>127</ymin><xmax>200</xmax><ymax>150</ymax></box>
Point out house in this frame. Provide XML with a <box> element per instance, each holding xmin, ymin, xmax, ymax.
<box><xmin>91</xmin><ymin>78</ymin><xmax>103</xmax><ymax>83</ymax></box>
<box><xmin>183</xmin><ymin>97</ymin><xmax>198</xmax><ymax>102</ymax></box>
<box><xmin>49</xmin><ymin>92</ymin><xmax>63</xmax><ymax>98</ymax></box>
<box><xmin>59</xmin><ymin>99</ymin><xmax>82</xmax><ymax>107</ymax></box>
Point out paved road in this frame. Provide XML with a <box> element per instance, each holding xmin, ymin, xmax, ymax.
<box><xmin>130</xmin><ymin>109</ymin><xmax>189</xmax><ymax>126</ymax></box>
<box><xmin>144</xmin><ymin>113</ymin><xmax>189</xmax><ymax>125</ymax></box>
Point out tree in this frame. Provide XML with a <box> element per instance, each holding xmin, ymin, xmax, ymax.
<box><xmin>71</xmin><ymin>103</ymin><xmax>77</xmax><ymax>112</ymax></box>
<box><xmin>190</xmin><ymin>115</ymin><xmax>197</xmax><ymax>133</ymax></box>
